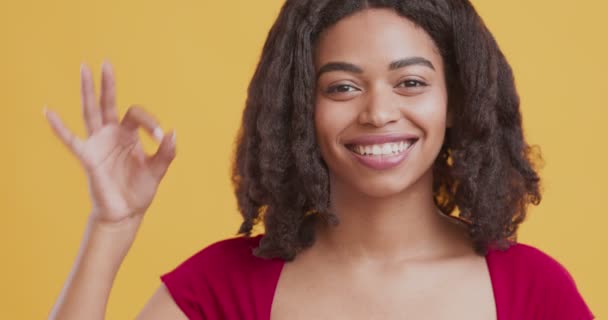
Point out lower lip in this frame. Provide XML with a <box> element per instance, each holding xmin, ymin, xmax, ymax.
<box><xmin>346</xmin><ymin>141</ymin><xmax>416</xmax><ymax>170</ymax></box>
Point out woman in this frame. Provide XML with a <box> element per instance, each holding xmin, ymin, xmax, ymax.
<box><xmin>47</xmin><ymin>0</ymin><xmax>594</xmax><ymax>319</ymax></box>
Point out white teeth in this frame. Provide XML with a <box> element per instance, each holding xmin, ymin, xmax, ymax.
<box><xmin>372</xmin><ymin>145</ymin><xmax>382</xmax><ymax>155</ymax></box>
<box><xmin>381</xmin><ymin>144</ymin><xmax>392</xmax><ymax>154</ymax></box>
<box><xmin>350</xmin><ymin>140</ymin><xmax>414</xmax><ymax>156</ymax></box>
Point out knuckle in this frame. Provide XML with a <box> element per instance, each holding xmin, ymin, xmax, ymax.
<box><xmin>132</xmin><ymin>104</ymin><xmax>146</xmax><ymax>114</ymax></box>
<box><xmin>125</xmin><ymin>105</ymin><xmax>139</xmax><ymax>116</ymax></box>
<box><xmin>127</xmin><ymin>105</ymin><xmax>152</xmax><ymax>120</ymax></box>
<box><xmin>124</xmin><ymin>104</ymin><xmax>160</xmax><ymax>128</ymax></box>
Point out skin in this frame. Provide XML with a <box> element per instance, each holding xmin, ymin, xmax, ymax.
<box><xmin>270</xmin><ymin>8</ymin><xmax>496</xmax><ymax>320</ymax></box>
<box><xmin>46</xmin><ymin>63</ymin><xmax>185</xmax><ymax>318</ymax></box>
<box><xmin>46</xmin><ymin>7</ymin><xmax>495</xmax><ymax>320</ymax></box>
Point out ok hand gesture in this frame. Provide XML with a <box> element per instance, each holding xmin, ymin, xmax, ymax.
<box><xmin>44</xmin><ymin>61</ymin><xmax>177</xmax><ymax>226</ymax></box>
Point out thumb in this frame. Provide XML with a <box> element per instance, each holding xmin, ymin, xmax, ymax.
<box><xmin>148</xmin><ymin>129</ymin><xmax>177</xmax><ymax>180</ymax></box>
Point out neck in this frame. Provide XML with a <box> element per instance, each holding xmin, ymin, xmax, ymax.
<box><xmin>315</xmin><ymin>170</ymin><xmax>470</xmax><ymax>263</ymax></box>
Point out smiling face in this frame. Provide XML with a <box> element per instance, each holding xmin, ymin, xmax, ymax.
<box><xmin>314</xmin><ymin>8</ymin><xmax>449</xmax><ymax>198</ymax></box>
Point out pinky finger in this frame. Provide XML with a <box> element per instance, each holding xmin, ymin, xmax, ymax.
<box><xmin>44</xmin><ymin>106</ymin><xmax>84</xmax><ymax>157</ymax></box>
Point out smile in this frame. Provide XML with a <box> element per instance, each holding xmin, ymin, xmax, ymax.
<box><xmin>345</xmin><ymin>139</ymin><xmax>418</xmax><ymax>170</ymax></box>
<box><xmin>346</xmin><ymin>139</ymin><xmax>416</xmax><ymax>156</ymax></box>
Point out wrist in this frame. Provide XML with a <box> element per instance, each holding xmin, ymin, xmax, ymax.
<box><xmin>82</xmin><ymin>213</ymin><xmax>143</xmax><ymax>264</ymax></box>
<box><xmin>88</xmin><ymin>211</ymin><xmax>144</xmax><ymax>233</ymax></box>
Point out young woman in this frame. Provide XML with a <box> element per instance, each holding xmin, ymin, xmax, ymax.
<box><xmin>46</xmin><ymin>0</ymin><xmax>594</xmax><ymax>319</ymax></box>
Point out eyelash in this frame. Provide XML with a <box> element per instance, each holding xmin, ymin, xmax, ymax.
<box><xmin>326</xmin><ymin>80</ymin><xmax>428</xmax><ymax>94</ymax></box>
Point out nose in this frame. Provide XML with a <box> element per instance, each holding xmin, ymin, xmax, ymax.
<box><xmin>357</xmin><ymin>89</ymin><xmax>401</xmax><ymax>127</ymax></box>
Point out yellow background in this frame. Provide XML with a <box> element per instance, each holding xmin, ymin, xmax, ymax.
<box><xmin>1</xmin><ymin>1</ymin><xmax>605</xmax><ymax>318</ymax></box>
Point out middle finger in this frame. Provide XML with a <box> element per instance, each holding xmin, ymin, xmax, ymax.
<box><xmin>100</xmin><ymin>60</ymin><xmax>119</xmax><ymax>124</ymax></box>
<box><xmin>81</xmin><ymin>63</ymin><xmax>103</xmax><ymax>136</ymax></box>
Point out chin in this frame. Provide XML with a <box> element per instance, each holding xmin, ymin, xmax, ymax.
<box><xmin>332</xmin><ymin>173</ymin><xmax>415</xmax><ymax>199</ymax></box>
<box><xmin>359</xmin><ymin>178</ymin><xmax>414</xmax><ymax>198</ymax></box>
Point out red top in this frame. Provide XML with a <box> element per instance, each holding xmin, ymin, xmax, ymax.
<box><xmin>160</xmin><ymin>234</ymin><xmax>594</xmax><ymax>320</ymax></box>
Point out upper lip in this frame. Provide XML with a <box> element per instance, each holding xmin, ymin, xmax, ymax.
<box><xmin>343</xmin><ymin>133</ymin><xmax>419</xmax><ymax>146</ymax></box>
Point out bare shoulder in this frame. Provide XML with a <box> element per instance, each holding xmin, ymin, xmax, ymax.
<box><xmin>135</xmin><ymin>284</ymin><xmax>188</xmax><ymax>320</ymax></box>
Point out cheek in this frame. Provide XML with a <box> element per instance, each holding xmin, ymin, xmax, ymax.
<box><xmin>314</xmin><ymin>101</ymin><xmax>331</xmax><ymax>159</ymax></box>
<box><xmin>314</xmin><ymin>99</ymin><xmax>357</xmax><ymax>148</ymax></box>
<box><xmin>314</xmin><ymin>104</ymin><xmax>336</xmax><ymax>160</ymax></box>
<box><xmin>409</xmin><ymin>89</ymin><xmax>448</xmax><ymax>135</ymax></box>
<box><xmin>408</xmin><ymin>91</ymin><xmax>449</xmax><ymax>164</ymax></box>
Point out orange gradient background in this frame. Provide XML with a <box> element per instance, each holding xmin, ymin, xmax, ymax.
<box><xmin>1</xmin><ymin>1</ymin><xmax>605</xmax><ymax>318</ymax></box>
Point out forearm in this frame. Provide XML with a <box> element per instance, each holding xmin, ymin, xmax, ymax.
<box><xmin>48</xmin><ymin>214</ymin><xmax>143</xmax><ymax>320</ymax></box>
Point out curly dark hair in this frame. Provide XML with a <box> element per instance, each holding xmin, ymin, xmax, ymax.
<box><xmin>231</xmin><ymin>0</ymin><xmax>543</xmax><ymax>261</ymax></box>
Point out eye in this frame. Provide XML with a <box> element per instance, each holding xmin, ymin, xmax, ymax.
<box><xmin>326</xmin><ymin>84</ymin><xmax>359</xmax><ymax>94</ymax></box>
<box><xmin>397</xmin><ymin>79</ymin><xmax>428</xmax><ymax>88</ymax></box>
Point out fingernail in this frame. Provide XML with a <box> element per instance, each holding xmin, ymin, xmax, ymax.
<box><xmin>153</xmin><ymin>127</ymin><xmax>164</xmax><ymax>142</ymax></box>
<box><xmin>171</xmin><ymin>130</ymin><xmax>177</xmax><ymax>144</ymax></box>
<box><xmin>81</xmin><ymin>63</ymin><xmax>89</xmax><ymax>77</ymax></box>
<box><xmin>101</xmin><ymin>59</ymin><xmax>111</xmax><ymax>73</ymax></box>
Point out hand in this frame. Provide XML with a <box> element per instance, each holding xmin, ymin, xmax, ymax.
<box><xmin>44</xmin><ymin>61</ymin><xmax>177</xmax><ymax>226</ymax></box>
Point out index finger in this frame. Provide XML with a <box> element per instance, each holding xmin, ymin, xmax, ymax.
<box><xmin>120</xmin><ymin>105</ymin><xmax>164</xmax><ymax>143</ymax></box>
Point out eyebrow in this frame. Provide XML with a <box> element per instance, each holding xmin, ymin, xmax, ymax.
<box><xmin>316</xmin><ymin>56</ymin><xmax>435</xmax><ymax>79</ymax></box>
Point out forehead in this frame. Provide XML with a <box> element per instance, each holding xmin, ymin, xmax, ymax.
<box><xmin>314</xmin><ymin>8</ymin><xmax>442</xmax><ymax>70</ymax></box>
